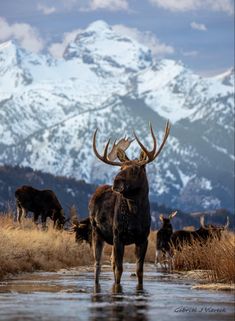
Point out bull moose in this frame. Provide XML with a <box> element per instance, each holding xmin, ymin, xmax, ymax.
<box><xmin>15</xmin><ymin>185</ymin><xmax>66</xmax><ymax>229</ymax></box>
<box><xmin>171</xmin><ymin>215</ymin><xmax>229</xmax><ymax>249</ymax></box>
<box><xmin>88</xmin><ymin>121</ymin><xmax>171</xmax><ymax>285</ymax></box>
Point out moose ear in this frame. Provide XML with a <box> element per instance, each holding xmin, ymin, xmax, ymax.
<box><xmin>169</xmin><ymin>211</ymin><xmax>177</xmax><ymax>220</ymax></box>
<box><xmin>139</xmin><ymin>150</ymin><xmax>148</xmax><ymax>162</ymax></box>
<box><xmin>117</xmin><ymin>148</ymin><xmax>129</xmax><ymax>162</ymax></box>
<box><xmin>159</xmin><ymin>214</ymin><xmax>164</xmax><ymax>222</ymax></box>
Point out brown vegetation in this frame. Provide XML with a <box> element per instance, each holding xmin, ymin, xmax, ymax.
<box><xmin>0</xmin><ymin>214</ymin><xmax>92</xmax><ymax>280</ymax></box>
<box><xmin>172</xmin><ymin>232</ymin><xmax>235</xmax><ymax>283</ymax></box>
<box><xmin>0</xmin><ymin>213</ymin><xmax>234</xmax><ymax>284</ymax></box>
<box><xmin>103</xmin><ymin>231</ymin><xmax>156</xmax><ymax>264</ymax></box>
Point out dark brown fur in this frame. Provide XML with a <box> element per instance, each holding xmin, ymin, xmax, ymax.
<box><xmin>73</xmin><ymin>217</ymin><xmax>92</xmax><ymax>246</ymax></box>
<box><xmin>15</xmin><ymin>185</ymin><xmax>65</xmax><ymax>229</ymax></box>
<box><xmin>90</xmin><ymin>164</ymin><xmax>151</xmax><ymax>285</ymax></box>
<box><xmin>91</xmin><ymin>122</ymin><xmax>170</xmax><ymax>285</ymax></box>
<box><xmin>171</xmin><ymin>220</ymin><xmax>229</xmax><ymax>249</ymax></box>
<box><xmin>155</xmin><ymin>212</ymin><xmax>177</xmax><ymax>267</ymax></box>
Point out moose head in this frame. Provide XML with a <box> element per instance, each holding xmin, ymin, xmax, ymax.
<box><xmin>159</xmin><ymin>211</ymin><xmax>177</xmax><ymax>228</ymax></box>
<box><xmin>93</xmin><ymin>121</ymin><xmax>171</xmax><ymax>199</ymax></box>
<box><xmin>49</xmin><ymin>208</ymin><xmax>66</xmax><ymax>229</ymax></box>
<box><xmin>200</xmin><ymin>215</ymin><xmax>229</xmax><ymax>240</ymax></box>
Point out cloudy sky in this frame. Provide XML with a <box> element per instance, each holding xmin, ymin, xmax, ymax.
<box><xmin>0</xmin><ymin>0</ymin><xmax>234</xmax><ymax>75</ymax></box>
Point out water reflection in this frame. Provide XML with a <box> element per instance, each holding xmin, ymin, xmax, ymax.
<box><xmin>0</xmin><ymin>266</ymin><xmax>234</xmax><ymax>321</ymax></box>
<box><xmin>90</xmin><ymin>284</ymin><xmax>149</xmax><ymax>321</ymax></box>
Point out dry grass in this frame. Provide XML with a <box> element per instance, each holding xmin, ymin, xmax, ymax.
<box><xmin>0</xmin><ymin>212</ymin><xmax>156</xmax><ymax>278</ymax></box>
<box><xmin>1</xmin><ymin>212</ymin><xmax>234</xmax><ymax>285</ymax></box>
<box><xmin>0</xmin><ymin>212</ymin><xmax>156</xmax><ymax>279</ymax></box>
<box><xmin>172</xmin><ymin>232</ymin><xmax>235</xmax><ymax>283</ymax></box>
<box><xmin>103</xmin><ymin>231</ymin><xmax>156</xmax><ymax>263</ymax></box>
<box><xmin>0</xmin><ymin>214</ymin><xmax>92</xmax><ymax>280</ymax></box>
<box><xmin>192</xmin><ymin>283</ymin><xmax>235</xmax><ymax>291</ymax></box>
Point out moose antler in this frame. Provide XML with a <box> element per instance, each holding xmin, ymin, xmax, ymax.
<box><xmin>93</xmin><ymin>129</ymin><xmax>133</xmax><ymax>166</ymax></box>
<box><xmin>200</xmin><ymin>215</ymin><xmax>205</xmax><ymax>228</ymax></box>
<box><xmin>108</xmin><ymin>137</ymin><xmax>134</xmax><ymax>161</ymax></box>
<box><xmin>169</xmin><ymin>211</ymin><xmax>177</xmax><ymax>219</ymax></box>
<box><xmin>134</xmin><ymin>121</ymin><xmax>171</xmax><ymax>165</ymax></box>
<box><xmin>201</xmin><ymin>215</ymin><xmax>230</xmax><ymax>230</ymax></box>
<box><xmin>93</xmin><ymin>121</ymin><xmax>170</xmax><ymax>166</ymax></box>
<box><xmin>224</xmin><ymin>216</ymin><xmax>230</xmax><ymax>229</ymax></box>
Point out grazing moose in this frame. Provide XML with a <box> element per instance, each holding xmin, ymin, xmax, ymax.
<box><xmin>15</xmin><ymin>185</ymin><xmax>66</xmax><ymax>229</ymax></box>
<box><xmin>155</xmin><ymin>211</ymin><xmax>177</xmax><ymax>268</ymax></box>
<box><xmin>89</xmin><ymin>121</ymin><xmax>171</xmax><ymax>285</ymax></box>
<box><xmin>171</xmin><ymin>215</ymin><xmax>229</xmax><ymax>249</ymax></box>
<box><xmin>70</xmin><ymin>211</ymin><xmax>92</xmax><ymax>247</ymax></box>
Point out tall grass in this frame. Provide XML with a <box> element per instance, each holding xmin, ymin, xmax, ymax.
<box><xmin>0</xmin><ymin>214</ymin><xmax>92</xmax><ymax>279</ymax></box>
<box><xmin>104</xmin><ymin>231</ymin><xmax>156</xmax><ymax>263</ymax></box>
<box><xmin>0</xmin><ymin>213</ymin><xmax>234</xmax><ymax>284</ymax></box>
<box><xmin>0</xmin><ymin>212</ymin><xmax>156</xmax><ymax>279</ymax></box>
<box><xmin>172</xmin><ymin>232</ymin><xmax>235</xmax><ymax>283</ymax></box>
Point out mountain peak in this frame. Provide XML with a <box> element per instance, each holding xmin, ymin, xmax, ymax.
<box><xmin>63</xmin><ymin>20</ymin><xmax>152</xmax><ymax>70</ymax></box>
<box><xmin>0</xmin><ymin>39</ymin><xmax>20</xmax><ymax>58</ymax></box>
<box><xmin>0</xmin><ymin>39</ymin><xmax>18</xmax><ymax>50</ymax></box>
<box><xmin>214</xmin><ymin>67</ymin><xmax>234</xmax><ymax>87</ymax></box>
<box><xmin>86</xmin><ymin>20</ymin><xmax>111</xmax><ymax>33</ymax></box>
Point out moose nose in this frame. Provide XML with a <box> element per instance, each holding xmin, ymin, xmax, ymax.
<box><xmin>112</xmin><ymin>179</ymin><xmax>125</xmax><ymax>193</ymax></box>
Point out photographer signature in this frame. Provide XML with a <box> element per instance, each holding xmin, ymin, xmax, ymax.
<box><xmin>175</xmin><ymin>306</ymin><xmax>226</xmax><ymax>313</ymax></box>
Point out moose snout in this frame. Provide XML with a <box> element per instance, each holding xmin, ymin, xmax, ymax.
<box><xmin>112</xmin><ymin>179</ymin><xmax>125</xmax><ymax>193</ymax></box>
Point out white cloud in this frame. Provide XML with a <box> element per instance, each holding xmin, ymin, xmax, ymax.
<box><xmin>63</xmin><ymin>0</ymin><xmax>130</xmax><ymax>12</ymax></box>
<box><xmin>113</xmin><ymin>24</ymin><xmax>175</xmax><ymax>56</ymax></box>
<box><xmin>48</xmin><ymin>29</ymin><xmax>81</xmax><ymax>58</ymax></box>
<box><xmin>149</xmin><ymin>0</ymin><xmax>197</xmax><ymax>11</ymax></box>
<box><xmin>0</xmin><ymin>17</ymin><xmax>44</xmax><ymax>52</ymax></box>
<box><xmin>190</xmin><ymin>22</ymin><xmax>207</xmax><ymax>31</ymax></box>
<box><xmin>35</xmin><ymin>0</ymin><xmax>129</xmax><ymax>13</ymax></box>
<box><xmin>89</xmin><ymin>0</ymin><xmax>129</xmax><ymax>11</ymax></box>
<box><xmin>37</xmin><ymin>3</ymin><xmax>56</xmax><ymax>15</ymax></box>
<box><xmin>149</xmin><ymin>0</ymin><xmax>234</xmax><ymax>15</ymax></box>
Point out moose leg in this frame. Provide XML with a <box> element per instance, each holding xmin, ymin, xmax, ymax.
<box><xmin>41</xmin><ymin>215</ymin><xmax>47</xmax><ymax>231</ymax></box>
<box><xmin>33</xmin><ymin>212</ymin><xmax>40</xmax><ymax>226</ymax></box>
<box><xmin>111</xmin><ymin>247</ymin><xmax>115</xmax><ymax>272</ymax></box>
<box><xmin>16</xmin><ymin>204</ymin><xmax>23</xmax><ymax>223</ymax></box>
<box><xmin>22</xmin><ymin>207</ymin><xmax>28</xmax><ymax>218</ymax></box>
<box><xmin>135</xmin><ymin>240</ymin><xmax>148</xmax><ymax>285</ymax></box>
<box><xmin>113</xmin><ymin>237</ymin><xmax>124</xmax><ymax>284</ymax></box>
<box><xmin>92</xmin><ymin>230</ymin><xmax>104</xmax><ymax>284</ymax></box>
<box><xmin>155</xmin><ymin>250</ymin><xmax>161</xmax><ymax>265</ymax></box>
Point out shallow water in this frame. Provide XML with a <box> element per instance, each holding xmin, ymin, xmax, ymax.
<box><xmin>0</xmin><ymin>264</ymin><xmax>234</xmax><ymax>321</ymax></box>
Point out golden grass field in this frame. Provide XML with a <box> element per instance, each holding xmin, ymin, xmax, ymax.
<box><xmin>0</xmin><ymin>213</ymin><xmax>234</xmax><ymax>283</ymax></box>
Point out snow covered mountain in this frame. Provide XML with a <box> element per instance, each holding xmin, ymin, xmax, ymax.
<box><xmin>0</xmin><ymin>20</ymin><xmax>234</xmax><ymax>212</ymax></box>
